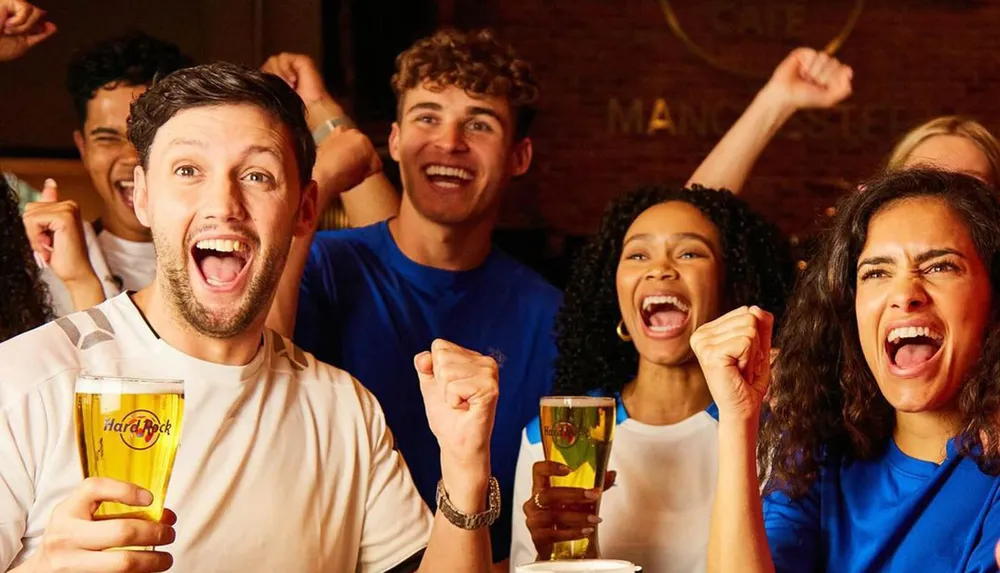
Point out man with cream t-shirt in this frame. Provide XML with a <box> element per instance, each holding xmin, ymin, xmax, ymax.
<box><xmin>1</xmin><ymin>63</ymin><xmax>501</xmax><ymax>572</ymax></box>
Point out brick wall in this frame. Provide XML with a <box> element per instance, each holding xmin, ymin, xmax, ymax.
<box><xmin>486</xmin><ymin>0</ymin><xmax>1000</xmax><ymax>240</ymax></box>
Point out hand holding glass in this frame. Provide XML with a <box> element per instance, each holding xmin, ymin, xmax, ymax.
<box><xmin>75</xmin><ymin>374</ymin><xmax>184</xmax><ymax>525</ymax></box>
<box><xmin>539</xmin><ymin>396</ymin><xmax>616</xmax><ymax>560</ymax></box>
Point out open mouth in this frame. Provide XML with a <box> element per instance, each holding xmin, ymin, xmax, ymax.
<box><xmin>423</xmin><ymin>164</ymin><xmax>475</xmax><ymax>189</ymax></box>
<box><xmin>191</xmin><ymin>238</ymin><xmax>252</xmax><ymax>290</ymax></box>
<box><xmin>639</xmin><ymin>294</ymin><xmax>691</xmax><ymax>337</ymax></box>
<box><xmin>885</xmin><ymin>325</ymin><xmax>944</xmax><ymax>371</ymax></box>
<box><xmin>114</xmin><ymin>179</ymin><xmax>135</xmax><ymax>210</ymax></box>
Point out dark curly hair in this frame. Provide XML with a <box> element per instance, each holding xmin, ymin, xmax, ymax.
<box><xmin>391</xmin><ymin>28</ymin><xmax>539</xmax><ymax>140</ymax></box>
<box><xmin>128</xmin><ymin>62</ymin><xmax>316</xmax><ymax>186</ymax></box>
<box><xmin>761</xmin><ymin>168</ymin><xmax>1000</xmax><ymax>498</ymax></box>
<box><xmin>67</xmin><ymin>30</ymin><xmax>193</xmax><ymax>126</ymax></box>
<box><xmin>553</xmin><ymin>184</ymin><xmax>795</xmax><ymax>396</ymax></box>
<box><xmin>0</xmin><ymin>176</ymin><xmax>52</xmax><ymax>342</ymax></box>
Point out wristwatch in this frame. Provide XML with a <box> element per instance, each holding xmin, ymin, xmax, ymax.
<box><xmin>435</xmin><ymin>476</ymin><xmax>501</xmax><ymax>530</ymax></box>
<box><xmin>312</xmin><ymin>115</ymin><xmax>356</xmax><ymax>144</ymax></box>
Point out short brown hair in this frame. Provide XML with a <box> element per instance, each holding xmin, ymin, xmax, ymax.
<box><xmin>391</xmin><ymin>28</ymin><xmax>539</xmax><ymax>140</ymax></box>
<box><xmin>128</xmin><ymin>62</ymin><xmax>316</xmax><ymax>185</ymax></box>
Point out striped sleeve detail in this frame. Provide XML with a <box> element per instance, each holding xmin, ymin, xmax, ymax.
<box><xmin>526</xmin><ymin>416</ymin><xmax>542</xmax><ymax>445</ymax></box>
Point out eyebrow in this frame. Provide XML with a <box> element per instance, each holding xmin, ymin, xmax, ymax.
<box><xmin>857</xmin><ymin>248</ymin><xmax>966</xmax><ymax>269</ymax></box>
<box><xmin>405</xmin><ymin>102</ymin><xmax>443</xmax><ymax>115</ymax></box>
<box><xmin>243</xmin><ymin>145</ymin><xmax>283</xmax><ymax>160</ymax></box>
<box><xmin>163</xmin><ymin>140</ymin><xmax>280</xmax><ymax>159</ymax></box>
<box><xmin>624</xmin><ymin>232</ymin><xmax>717</xmax><ymax>251</ymax></box>
<box><xmin>166</xmin><ymin>137</ymin><xmax>207</xmax><ymax>148</ymax></box>
<box><xmin>405</xmin><ymin>102</ymin><xmax>505</xmax><ymax>124</ymax></box>
<box><xmin>466</xmin><ymin>106</ymin><xmax>504</xmax><ymax>124</ymax></box>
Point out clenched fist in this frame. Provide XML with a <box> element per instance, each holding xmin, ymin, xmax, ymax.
<box><xmin>261</xmin><ymin>52</ymin><xmax>343</xmax><ymax>131</ymax></box>
<box><xmin>23</xmin><ymin>179</ymin><xmax>96</xmax><ymax>285</ymax></box>
<box><xmin>690</xmin><ymin>306</ymin><xmax>774</xmax><ymax>422</ymax></box>
<box><xmin>416</xmin><ymin>339</ymin><xmax>499</xmax><ymax>474</ymax></box>
<box><xmin>762</xmin><ymin>47</ymin><xmax>853</xmax><ymax>111</ymax></box>
<box><xmin>0</xmin><ymin>0</ymin><xmax>56</xmax><ymax>61</ymax></box>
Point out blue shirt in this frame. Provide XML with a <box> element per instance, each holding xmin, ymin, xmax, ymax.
<box><xmin>295</xmin><ymin>221</ymin><xmax>562</xmax><ymax>562</ymax></box>
<box><xmin>764</xmin><ymin>440</ymin><xmax>1000</xmax><ymax>572</ymax></box>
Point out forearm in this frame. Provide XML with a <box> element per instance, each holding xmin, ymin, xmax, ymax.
<box><xmin>265</xmin><ymin>230</ymin><xmax>313</xmax><ymax>338</ymax></box>
<box><xmin>708</xmin><ymin>417</ymin><xmax>773</xmax><ymax>573</ymax></box>
<box><xmin>686</xmin><ymin>88</ymin><xmax>796</xmax><ymax>195</ymax></box>
<box><xmin>66</xmin><ymin>272</ymin><xmax>106</xmax><ymax>311</ymax></box>
<box><xmin>418</xmin><ymin>459</ymin><xmax>492</xmax><ymax>572</ymax></box>
<box><xmin>339</xmin><ymin>173</ymin><xmax>399</xmax><ymax>228</ymax></box>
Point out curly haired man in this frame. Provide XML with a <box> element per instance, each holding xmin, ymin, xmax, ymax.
<box><xmin>270</xmin><ymin>29</ymin><xmax>561</xmax><ymax>567</ymax></box>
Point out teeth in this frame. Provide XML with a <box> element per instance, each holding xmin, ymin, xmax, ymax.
<box><xmin>887</xmin><ymin>326</ymin><xmax>944</xmax><ymax>344</ymax></box>
<box><xmin>425</xmin><ymin>165</ymin><xmax>474</xmax><ymax>181</ymax></box>
<box><xmin>119</xmin><ymin>181</ymin><xmax>135</xmax><ymax>188</ymax></box>
<box><xmin>195</xmin><ymin>239</ymin><xmax>245</xmax><ymax>253</ymax></box>
<box><xmin>641</xmin><ymin>295</ymin><xmax>690</xmax><ymax>313</ymax></box>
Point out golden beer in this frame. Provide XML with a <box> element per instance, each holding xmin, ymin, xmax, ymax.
<box><xmin>75</xmin><ymin>375</ymin><xmax>184</xmax><ymax>522</ymax></box>
<box><xmin>539</xmin><ymin>396</ymin><xmax>616</xmax><ymax>560</ymax></box>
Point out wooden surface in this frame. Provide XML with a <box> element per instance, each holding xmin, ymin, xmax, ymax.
<box><xmin>1</xmin><ymin>158</ymin><xmax>103</xmax><ymax>221</ymax></box>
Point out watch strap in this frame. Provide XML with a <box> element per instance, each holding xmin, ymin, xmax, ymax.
<box><xmin>312</xmin><ymin>115</ymin><xmax>357</xmax><ymax>145</ymax></box>
<box><xmin>435</xmin><ymin>476</ymin><xmax>501</xmax><ymax>530</ymax></box>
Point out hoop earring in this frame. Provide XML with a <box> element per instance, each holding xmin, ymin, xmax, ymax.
<box><xmin>616</xmin><ymin>320</ymin><xmax>631</xmax><ymax>342</ymax></box>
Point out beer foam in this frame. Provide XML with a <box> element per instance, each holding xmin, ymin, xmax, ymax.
<box><xmin>540</xmin><ymin>396</ymin><xmax>616</xmax><ymax>408</ymax></box>
<box><xmin>75</xmin><ymin>375</ymin><xmax>184</xmax><ymax>396</ymax></box>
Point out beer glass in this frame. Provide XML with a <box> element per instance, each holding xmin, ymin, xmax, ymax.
<box><xmin>75</xmin><ymin>374</ymin><xmax>184</xmax><ymax>522</ymax></box>
<box><xmin>539</xmin><ymin>396</ymin><xmax>616</xmax><ymax>560</ymax></box>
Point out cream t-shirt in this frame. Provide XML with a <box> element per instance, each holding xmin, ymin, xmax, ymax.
<box><xmin>0</xmin><ymin>294</ymin><xmax>432</xmax><ymax>571</ymax></box>
<box><xmin>96</xmin><ymin>228</ymin><xmax>156</xmax><ymax>293</ymax></box>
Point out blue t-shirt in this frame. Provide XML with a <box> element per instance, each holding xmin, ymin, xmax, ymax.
<box><xmin>764</xmin><ymin>439</ymin><xmax>1000</xmax><ymax>572</ymax></box>
<box><xmin>295</xmin><ymin>221</ymin><xmax>562</xmax><ymax>562</ymax></box>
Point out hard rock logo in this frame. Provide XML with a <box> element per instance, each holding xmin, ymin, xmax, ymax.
<box><xmin>104</xmin><ymin>409</ymin><xmax>173</xmax><ymax>451</ymax></box>
<box><xmin>544</xmin><ymin>421</ymin><xmax>578</xmax><ymax>449</ymax></box>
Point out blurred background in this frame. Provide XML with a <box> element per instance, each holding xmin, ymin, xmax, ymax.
<box><xmin>2</xmin><ymin>0</ymin><xmax>998</xmax><ymax>287</ymax></box>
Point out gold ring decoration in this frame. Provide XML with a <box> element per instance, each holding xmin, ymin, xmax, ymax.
<box><xmin>533</xmin><ymin>491</ymin><xmax>549</xmax><ymax>510</ymax></box>
<box><xmin>658</xmin><ymin>0</ymin><xmax>866</xmax><ymax>78</ymax></box>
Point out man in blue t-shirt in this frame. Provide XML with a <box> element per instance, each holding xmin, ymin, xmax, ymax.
<box><xmin>268</xmin><ymin>29</ymin><xmax>561</xmax><ymax>567</ymax></box>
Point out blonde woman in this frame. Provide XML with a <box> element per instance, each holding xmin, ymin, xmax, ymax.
<box><xmin>886</xmin><ymin>115</ymin><xmax>1000</xmax><ymax>185</ymax></box>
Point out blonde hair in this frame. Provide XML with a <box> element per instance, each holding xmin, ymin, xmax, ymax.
<box><xmin>886</xmin><ymin>116</ymin><xmax>1000</xmax><ymax>185</ymax></box>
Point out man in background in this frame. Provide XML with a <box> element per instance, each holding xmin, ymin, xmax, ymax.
<box><xmin>269</xmin><ymin>29</ymin><xmax>561</xmax><ymax>568</ymax></box>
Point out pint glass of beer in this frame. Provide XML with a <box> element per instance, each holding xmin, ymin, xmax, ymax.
<box><xmin>539</xmin><ymin>396</ymin><xmax>616</xmax><ymax>560</ymax></box>
<box><xmin>75</xmin><ymin>374</ymin><xmax>184</xmax><ymax>522</ymax></box>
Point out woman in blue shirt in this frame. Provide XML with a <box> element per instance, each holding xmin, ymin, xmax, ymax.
<box><xmin>694</xmin><ymin>168</ymin><xmax>1000</xmax><ymax>573</ymax></box>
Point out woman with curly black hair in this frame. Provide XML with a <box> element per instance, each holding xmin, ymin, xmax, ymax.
<box><xmin>509</xmin><ymin>184</ymin><xmax>794</xmax><ymax>571</ymax></box>
<box><xmin>697</xmin><ymin>169</ymin><xmax>1000</xmax><ymax>572</ymax></box>
<box><xmin>0</xmin><ymin>175</ymin><xmax>51</xmax><ymax>341</ymax></box>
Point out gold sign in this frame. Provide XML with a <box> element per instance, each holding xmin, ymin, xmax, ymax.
<box><xmin>608</xmin><ymin>96</ymin><xmax>921</xmax><ymax>142</ymax></box>
<box><xmin>658</xmin><ymin>0</ymin><xmax>866</xmax><ymax>78</ymax></box>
